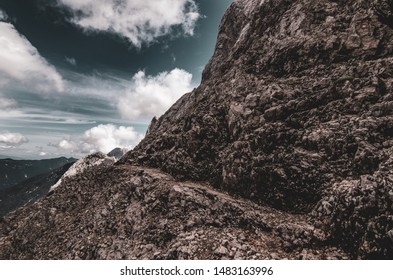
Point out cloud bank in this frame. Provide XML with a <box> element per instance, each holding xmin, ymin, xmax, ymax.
<box><xmin>56</xmin><ymin>124</ymin><xmax>144</xmax><ymax>154</ymax></box>
<box><xmin>56</xmin><ymin>0</ymin><xmax>200</xmax><ymax>46</ymax></box>
<box><xmin>0</xmin><ymin>21</ymin><xmax>64</xmax><ymax>93</ymax></box>
<box><xmin>117</xmin><ymin>68</ymin><xmax>193</xmax><ymax>121</ymax></box>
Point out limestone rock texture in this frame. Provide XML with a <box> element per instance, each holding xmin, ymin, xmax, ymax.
<box><xmin>1</xmin><ymin>0</ymin><xmax>393</xmax><ymax>259</ymax></box>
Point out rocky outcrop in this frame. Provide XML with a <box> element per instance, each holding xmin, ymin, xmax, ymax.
<box><xmin>118</xmin><ymin>0</ymin><xmax>393</xmax><ymax>258</ymax></box>
<box><xmin>121</xmin><ymin>0</ymin><xmax>393</xmax><ymax>210</ymax></box>
<box><xmin>1</xmin><ymin>0</ymin><xmax>393</xmax><ymax>259</ymax></box>
<box><xmin>51</xmin><ymin>150</ymin><xmax>127</xmax><ymax>193</ymax></box>
<box><xmin>49</xmin><ymin>152</ymin><xmax>114</xmax><ymax>192</ymax></box>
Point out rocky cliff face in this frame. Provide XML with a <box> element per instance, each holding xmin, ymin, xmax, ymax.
<box><xmin>1</xmin><ymin>0</ymin><xmax>393</xmax><ymax>259</ymax></box>
<box><xmin>122</xmin><ymin>0</ymin><xmax>393</xmax><ymax>210</ymax></box>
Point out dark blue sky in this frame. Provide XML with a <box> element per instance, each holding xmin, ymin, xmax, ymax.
<box><xmin>1</xmin><ymin>0</ymin><xmax>231</xmax><ymax>82</ymax></box>
<box><xmin>0</xmin><ymin>0</ymin><xmax>232</xmax><ymax>159</ymax></box>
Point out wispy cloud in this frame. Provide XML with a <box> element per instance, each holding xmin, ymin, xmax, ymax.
<box><xmin>0</xmin><ymin>107</ymin><xmax>96</xmax><ymax>126</ymax></box>
<box><xmin>0</xmin><ymin>21</ymin><xmax>64</xmax><ymax>93</ymax></box>
<box><xmin>56</xmin><ymin>0</ymin><xmax>200</xmax><ymax>47</ymax></box>
<box><xmin>65</xmin><ymin>57</ymin><xmax>77</xmax><ymax>66</ymax></box>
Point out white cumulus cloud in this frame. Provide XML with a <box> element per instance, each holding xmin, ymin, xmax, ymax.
<box><xmin>56</xmin><ymin>124</ymin><xmax>144</xmax><ymax>154</ymax></box>
<box><xmin>0</xmin><ymin>21</ymin><xmax>64</xmax><ymax>93</ymax></box>
<box><xmin>0</xmin><ymin>132</ymin><xmax>28</xmax><ymax>147</ymax></box>
<box><xmin>117</xmin><ymin>68</ymin><xmax>193</xmax><ymax>121</ymax></box>
<box><xmin>56</xmin><ymin>0</ymin><xmax>200</xmax><ymax>46</ymax></box>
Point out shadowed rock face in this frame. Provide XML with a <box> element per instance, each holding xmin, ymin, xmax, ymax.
<box><xmin>1</xmin><ymin>0</ymin><xmax>393</xmax><ymax>259</ymax></box>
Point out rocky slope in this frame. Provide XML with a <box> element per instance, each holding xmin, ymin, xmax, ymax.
<box><xmin>1</xmin><ymin>0</ymin><xmax>393</xmax><ymax>259</ymax></box>
<box><xmin>0</xmin><ymin>164</ymin><xmax>347</xmax><ymax>260</ymax></box>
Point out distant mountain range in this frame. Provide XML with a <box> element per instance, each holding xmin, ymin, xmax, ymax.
<box><xmin>0</xmin><ymin>154</ymin><xmax>22</xmax><ymax>160</ymax></box>
<box><xmin>0</xmin><ymin>162</ymin><xmax>75</xmax><ymax>217</ymax></box>
<box><xmin>0</xmin><ymin>157</ymin><xmax>77</xmax><ymax>191</ymax></box>
<box><xmin>0</xmin><ymin>157</ymin><xmax>77</xmax><ymax>217</ymax></box>
<box><xmin>0</xmin><ymin>148</ymin><xmax>128</xmax><ymax>217</ymax></box>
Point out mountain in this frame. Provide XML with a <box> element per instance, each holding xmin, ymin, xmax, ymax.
<box><xmin>0</xmin><ymin>149</ymin><xmax>124</xmax><ymax>218</ymax></box>
<box><xmin>0</xmin><ymin>157</ymin><xmax>77</xmax><ymax>191</ymax></box>
<box><xmin>0</xmin><ymin>155</ymin><xmax>22</xmax><ymax>160</ymax></box>
<box><xmin>0</xmin><ymin>162</ymin><xmax>74</xmax><ymax>217</ymax></box>
<box><xmin>1</xmin><ymin>0</ymin><xmax>393</xmax><ymax>259</ymax></box>
<box><xmin>107</xmin><ymin>148</ymin><xmax>128</xmax><ymax>160</ymax></box>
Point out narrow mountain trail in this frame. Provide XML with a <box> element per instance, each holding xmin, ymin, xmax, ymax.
<box><xmin>117</xmin><ymin>166</ymin><xmax>348</xmax><ymax>259</ymax></box>
<box><xmin>0</xmin><ymin>164</ymin><xmax>346</xmax><ymax>259</ymax></box>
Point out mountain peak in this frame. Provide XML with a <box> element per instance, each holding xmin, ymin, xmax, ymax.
<box><xmin>107</xmin><ymin>147</ymin><xmax>129</xmax><ymax>160</ymax></box>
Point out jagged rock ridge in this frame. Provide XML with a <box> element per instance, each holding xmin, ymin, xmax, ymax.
<box><xmin>1</xmin><ymin>0</ymin><xmax>393</xmax><ymax>259</ymax></box>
